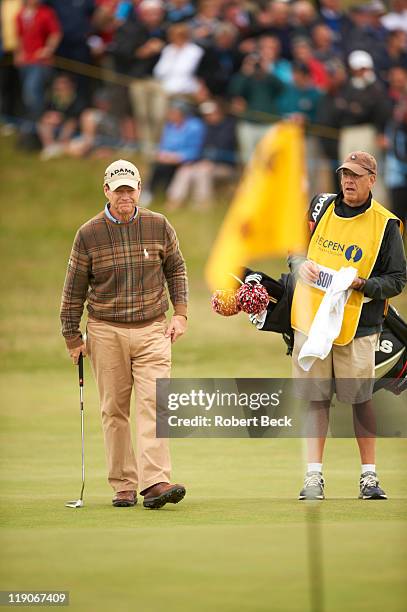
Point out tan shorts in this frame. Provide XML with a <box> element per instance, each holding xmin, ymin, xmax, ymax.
<box><xmin>292</xmin><ymin>331</ymin><xmax>379</xmax><ymax>403</ymax></box>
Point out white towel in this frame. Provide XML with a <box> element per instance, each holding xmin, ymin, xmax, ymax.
<box><xmin>298</xmin><ymin>266</ymin><xmax>358</xmax><ymax>371</ymax></box>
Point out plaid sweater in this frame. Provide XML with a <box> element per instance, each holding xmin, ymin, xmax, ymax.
<box><xmin>60</xmin><ymin>207</ymin><xmax>188</xmax><ymax>349</ymax></box>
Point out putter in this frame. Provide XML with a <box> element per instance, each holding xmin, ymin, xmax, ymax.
<box><xmin>66</xmin><ymin>352</ymin><xmax>85</xmax><ymax>508</ymax></box>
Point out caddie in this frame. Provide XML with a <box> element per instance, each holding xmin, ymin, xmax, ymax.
<box><xmin>60</xmin><ymin>159</ymin><xmax>188</xmax><ymax>509</ymax></box>
<box><xmin>290</xmin><ymin>151</ymin><xmax>406</xmax><ymax>501</ymax></box>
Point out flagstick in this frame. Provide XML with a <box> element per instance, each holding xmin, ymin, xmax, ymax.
<box><xmin>228</xmin><ymin>272</ymin><xmax>244</xmax><ymax>285</ymax></box>
<box><xmin>302</xmin><ymin>440</ymin><xmax>325</xmax><ymax>612</ymax></box>
<box><xmin>306</xmin><ymin>503</ymin><xmax>325</xmax><ymax>612</ymax></box>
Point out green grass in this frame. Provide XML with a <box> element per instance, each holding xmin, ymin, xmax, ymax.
<box><xmin>0</xmin><ymin>136</ymin><xmax>406</xmax><ymax>612</ymax></box>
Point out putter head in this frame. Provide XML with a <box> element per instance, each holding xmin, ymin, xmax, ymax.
<box><xmin>65</xmin><ymin>499</ymin><xmax>84</xmax><ymax>508</ymax></box>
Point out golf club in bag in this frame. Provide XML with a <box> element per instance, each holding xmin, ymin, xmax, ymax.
<box><xmin>66</xmin><ymin>352</ymin><xmax>85</xmax><ymax>508</ymax></box>
<box><xmin>244</xmin><ymin>268</ymin><xmax>407</xmax><ymax>395</ymax></box>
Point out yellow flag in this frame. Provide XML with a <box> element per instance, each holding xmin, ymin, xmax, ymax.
<box><xmin>205</xmin><ymin>122</ymin><xmax>308</xmax><ymax>290</ymax></box>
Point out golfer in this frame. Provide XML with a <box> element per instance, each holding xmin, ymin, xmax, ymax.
<box><xmin>60</xmin><ymin>160</ymin><xmax>188</xmax><ymax>509</ymax></box>
<box><xmin>290</xmin><ymin>151</ymin><xmax>406</xmax><ymax>500</ymax></box>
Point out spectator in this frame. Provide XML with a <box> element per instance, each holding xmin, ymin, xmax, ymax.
<box><xmin>291</xmin><ymin>1</ymin><xmax>320</xmax><ymax>39</ymax></box>
<box><xmin>388</xmin><ymin>65</ymin><xmax>407</xmax><ymax>109</ymax></box>
<box><xmin>258</xmin><ymin>34</ymin><xmax>293</xmax><ymax>84</ymax></box>
<box><xmin>381</xmin><ymin>0</ymin><xmax>407</xmax><ymax>33</ymax></box>
<box><xmin>221</xmin><ymin>1</ymin><xmax>254</xmax><ymax>37</ymax></box>
<box><xmin>384</xmin><ymin>98</ymin><xmax>407</xmax><ymax>231</ymax></box>
<box><xmin>141</xmin><ymin>100</ymin><xmax>206</xmax><ymax>205</ymax></box>
<box><xmin>338</xmin><ymin>50</ymin><xmax>391</xmax><ymax>179</ymax></box>
<box><xmin>311</xmin><ymin>22</ymin><xmax>339</xmax><ymax>65</ymax></box>
<box><xmin>37</xmin><ymin>73</ymin><xmax>85</xmax><ymax>158</ymax></box>
<box><xmin>277</xmin><ymin>61</ymin><xmax>322</xmax><ymax>124</ymax></box>
<box><xmin>364</xmin><ymin>1</ymin><xmax>388</xmax><ymax>42</ymax></box>
<box><xmin>166</xmin><ymin>0</ymin><xmax>195</xmax><ymax>24</ymax></box>
<box><xmin>291</xmin><ymin>37</ymin><xmax>329</xmax><ymax>90</ymax></box>
<box><xmin>244</xmin><ymin>1</ymin><xmax>295</xmax><ymax>60</ymax></box>
<box><xmin>14</xmin><ymin>0</ymin><xmax>62</xmax><ymax>137</ymax></box>
<box><xmin>110</xmin><ymin>0</ymin><xmax>167</xmax><ymax>154</ymax></box>
<box><xmin>343</xmin><ymin>4</ymin><xmax>387</xmax><ymax>65</ymax></box>
<box><xmin>339</xmin><ymin>50</ymin><xmax>390</xmax><ymax>133</ymax></box>
<box><xmin>92</xmin><ymin>1</ymin><xmax>134</xmax><ymax>47</ymax></box>
<box><xmin>0</xmin><ymin>0</ymin><xmax>23</xmax><ymax>130</ymax></box>
<box><xmin>91</xmin><ymin>0</ymin><xmax>135</xmax><ymax>141</ymax></box>
<box><xmin>318</xmin><ymin>0</ymin><xmax>352</xmax><ymax>46</ymax></box>
<box><xmin>153</xmin><ymin>23</ymin><xmax>204</xmax><ymax>96</ymax></box>
<box><xmin>196</xmin><ymin>22</ymin><xmax>243</xmax><ymax>98</ymax></box>
<box><xmin>47</xmin><ymin>0</ymin><xmax>95</xmax><ymax>61</ymax></box>
<box><xmin>376</xmin><ymin>29</ymin><xmax>407</xmax><ymax>85</ymax></box>
<box><xmin>315</xmin><ymin>59</ymin><xmax>348</xmax><ymax>190</ymax></box>
<box><xmin>46</xmin><ymin>0</ymin><xmax>96</xmax><ymax>102</ymax></box>
<box><xmin>189</xmin><ymin>0</ymin><xmax>221</xmax><ymax>47</ymax></box>
<box><xmin>166</xmin><ymin>99</ymin><xmax>238</xmax><ymax>209</ymax></box>
<box><xmin>66</xmin><ymin>88</ymin><xmax>122</xmax><ymax>157</ymax></box>
<box><xmin>229</xmin><ymin>49</ymin><xmax>285</xmax><ymax>162</ymax></box>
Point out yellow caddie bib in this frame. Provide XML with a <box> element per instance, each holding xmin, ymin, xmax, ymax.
<box><xmin>291</xmin><ymin>199</ymin><xmax>400</xmax><ymax>345</ymax></box>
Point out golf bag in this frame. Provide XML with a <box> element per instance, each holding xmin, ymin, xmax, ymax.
<box><xmin>244</xmin><ymin>267</ymin><xmax>407</xmax><ymax>395</ymax></box>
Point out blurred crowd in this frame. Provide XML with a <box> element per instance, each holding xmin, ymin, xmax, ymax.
<box><xmin>0</xmin><ymin>0</ymin><xmax>407</xmax><ymax>219</ymax></box>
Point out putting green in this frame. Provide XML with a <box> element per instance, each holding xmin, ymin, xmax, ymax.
<box><xmin>1</xmin><ymin>138</ymin><xmax>406</xmax><ymax>611</ymax></box>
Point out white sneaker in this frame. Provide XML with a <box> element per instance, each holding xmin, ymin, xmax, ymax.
<box><xmin>299</xmin><ymin>471</ymin><xmax>325</xmax><ymax>500</ymax></box>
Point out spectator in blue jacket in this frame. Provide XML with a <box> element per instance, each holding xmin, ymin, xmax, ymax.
<box><xmin>140</xmin><ymin>99</ymin><xmax>206</xmax><ymax>205</ymax></box>
<box><xmin>165</xmin><ymin>99</ymin><xmax>238</xmax><ymax>210</ymax></box>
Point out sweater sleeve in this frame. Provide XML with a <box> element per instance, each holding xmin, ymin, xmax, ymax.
<box><xmin>163</xmin><ymin>219</ymin><xmax>188</xmax><ymax>316</ymax></box>
<box><xmin>60</xmin><ymin>230</ymin><xmax>91</xmax><ymax>349</ymax></box>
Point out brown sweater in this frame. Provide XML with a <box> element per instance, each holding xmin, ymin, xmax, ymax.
<box><xmin>60</xmin><ymin>207</ymin><xmax>188</xmax><ymax>349</ymax></box>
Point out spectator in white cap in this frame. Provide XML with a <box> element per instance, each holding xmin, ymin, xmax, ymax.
<box><xmin>348</xmin><ymin>49</ymin><xmax>374</xmax><ymax>72</ymax></box>
<box><xmin>337</xmin><ymin>49</ymin><xmax>390</xmax><ymax>163</ymax></box>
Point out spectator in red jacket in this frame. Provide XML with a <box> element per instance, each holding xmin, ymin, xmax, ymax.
<box><xmin>291</xmin><ymin>36</ymin><xmax>329</xmax><ymax>90</ymax></box>
<box><xmin>15</xmin><ymin>0</ymin><xmax>61</xmax><ymax>134</ymax></box>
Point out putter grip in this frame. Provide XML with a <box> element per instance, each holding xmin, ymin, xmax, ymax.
<box><xmin>78</xmin><ymin>352</ymin><xmax>84</xmax><ymax>386</ymax></box>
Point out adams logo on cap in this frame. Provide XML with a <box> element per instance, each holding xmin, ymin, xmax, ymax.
<box><xmin>107</xmin><ymin>167</ymin><xmax>136</xmax><ymax>179</ymax></box>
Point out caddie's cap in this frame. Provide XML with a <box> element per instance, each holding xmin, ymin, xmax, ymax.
<box><xmin>336</xmin><ymin>151</ymin><xmax>377</xmax><ymax>175</ymax></box>
<box><xmin>104</xmin><ymin>159</ymin><xmax>141</xmax><ymax>191</ymax></box>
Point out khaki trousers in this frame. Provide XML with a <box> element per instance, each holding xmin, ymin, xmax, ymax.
<box><xmin>292</xmin><ymin>331</ymin><xmax>378</xmax><ymax>403</ymax></box>
<box><xmin>87</xmin><ymin>319</ymin><xmax>171</xmax><ymax>493</ymax></box>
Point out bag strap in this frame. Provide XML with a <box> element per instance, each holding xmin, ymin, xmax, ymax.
<box><xmin>308</xmin><ymin>193</ymin><xmax>337</xmax><ymax>235</ymax></box>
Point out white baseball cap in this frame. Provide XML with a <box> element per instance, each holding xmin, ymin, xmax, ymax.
<box><xmin>104</xmin><ymin>159</ymin><xmax>141</xmax><ymax>191</ymax></box>
<box><xmin>348</xmin><ymin>50</ymin><xmax>374</xmax><ymax>71</ymax></box>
